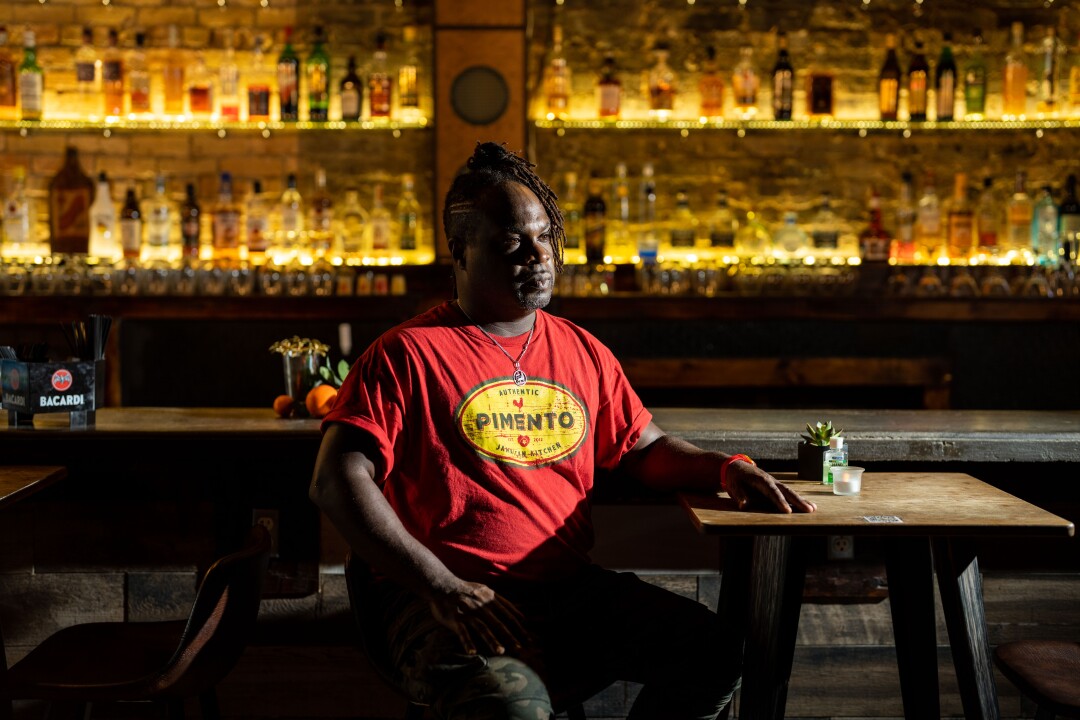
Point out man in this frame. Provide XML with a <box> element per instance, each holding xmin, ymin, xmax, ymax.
<box><xmin>310</xmin><ymin>142</ymin><xmax>816</xmax><ymax>720</ymax></box>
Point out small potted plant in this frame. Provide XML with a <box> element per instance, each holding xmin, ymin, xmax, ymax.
<box><xmin>798</xmin><ymin>420</ymin><xmax>842</xmax><ymax>481</ymax></box>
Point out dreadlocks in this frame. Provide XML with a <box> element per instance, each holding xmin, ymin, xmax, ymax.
<box><xmin>443</xmin><ymin>142</ymin><xmax>566</xmax><ymax>273</ymax></box>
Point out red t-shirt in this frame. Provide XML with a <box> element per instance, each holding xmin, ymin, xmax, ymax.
<box><xmin>322</xmin><ymin>301</ymin><xmax>652</xmax><ymax>585</ymax></box>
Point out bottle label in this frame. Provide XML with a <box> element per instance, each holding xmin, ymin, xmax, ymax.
<box><xmin>400</xmin><ymin>215</ymin><xmax>417</xmax><ymax>250</ymax></box>
<box><xmin>710</xmin><ymin>230</ymin><xmax>735</xmax><ymax>248</ymax></box>
<box><xmin>248</xmin><ymin>86</ymin><xmax>270</xmax><ymax>118</ymax></box>
<box><xmin>102</xmin><ymin>60</ymin><xmax>122</xmax><ymax>83</ymax></box>
<box><xmin>670</xmin><ymin>229</ymin><xmax>695</xmax><ymax>247</ymax></box>
<box><xmin>372</xmin><ymin>220</ymin><xmax>390</xmax><ymax>250</ymax></box>
<box><xmin>964</xmin><ymin>69</ymin><xmax>986</xmax><ymax>114</ymax></box>
<box><xmin>599</xmin><ymin>84</ymin><xmax>621</xmax><ymax>117</ymax></box>
<box><xmin>948</xmin><ymin>214</ymin><xmax>974</xmax><ymax>250</ymax></box>
<box><xmin>808</xmin><ymin>74</ymin><xmax>833</xmax><ymax>116</ymax></box>
<box><xmin>76</xmin><ymin>62</ymin><xmax>95</xmax><ymax>83</ymax></box>
<box><xmin>50</xmin><ymin>187</ymin><xmax>92</xmax><ymax>253</ymax></box>
<box><xmin>341</xmin><ymin>87</ymin><xmax>360</xmax><ymax>119</ymax></box>
<box><xmin>281</xmin><ymin>206</ymin><xmax>300</xmax><ymax>234</ymax></box>
<box><xmin>19</xmin><ymin>74</ymin><xmax>42</xmax><ymax>114</ymax></box>
<box><xmin>212</xmin><ymin>210</ymin><xmax>240</xmax><ymax>248</ymax></box>
<box><xmin>3</xmin><ymin>205</ymin><xmax>30</xmax><ymax>244</ymax></box>
<box><xmin>247</xmin><ymin>215</ymin><xmax>268</xmax><ymax>251</ymax></box>
<box><xmin>369</xmin><ymin>77</ymin><xmax>391</xmax><ymax>117</ymax></box>
<box><xmin>120</xmin><ymin>219</ymin><xmax>141</xmax><ymax>255</ymax></box>
<box><xmin>937</xmin><ymin>71</ymin><xmax>956</xmax><ymax>119</ymax></box>
<box><xmin>278</xmin><ymin>63</ymin><xmax>298</xmax><ymax>117</ymax></box>
<box><xmin>811</xmin><ymin>230</ymin><xmax>839</xmax><ymax>249</ymax></box>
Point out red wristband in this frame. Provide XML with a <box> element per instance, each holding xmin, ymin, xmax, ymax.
<box><xmin>720</xmin><ymin>454</ymin><xmax>755</xmax><ymax>495</ymax></box>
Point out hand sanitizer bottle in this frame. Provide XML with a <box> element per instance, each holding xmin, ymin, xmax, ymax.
<box><xmin>823</xmin><ymin>437</ymin><xmax>848</xmax><ymax>485</ymax></box>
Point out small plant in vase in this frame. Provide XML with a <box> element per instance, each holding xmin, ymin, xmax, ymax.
<box><xmin>798</xmin><ymin>420</ymin><xmax>843</xmax><ymax>481</ymax></box>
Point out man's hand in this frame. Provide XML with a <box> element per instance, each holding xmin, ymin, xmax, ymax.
<box><xmin>429</xmin><ymin>580</ymin><xmax>531</xmax><ymax>656</ymax></box>
<box><xmin>725</xmin><ymin>461</ymin><xmax>817</xmax><ymax>514</ymax></box>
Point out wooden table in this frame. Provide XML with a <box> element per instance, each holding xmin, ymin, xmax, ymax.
<box><xmin>680</xmin><ymin>472</ymin><xmax>1076</xmax><ymax>720</ymax></box>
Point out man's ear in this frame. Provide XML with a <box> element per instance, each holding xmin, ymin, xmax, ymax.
<box><xmin>448</xmin><ymin>237</ymin><xmax>466</xmax><ymax>268</ymax></box>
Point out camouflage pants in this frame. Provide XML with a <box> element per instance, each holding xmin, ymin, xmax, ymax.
<box><xmin>372</xmin><ymin>565</ymin><xmax>740</xmax><ymax>720</ymax></box>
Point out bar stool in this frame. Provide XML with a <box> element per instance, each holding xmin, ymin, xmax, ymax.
<box><xmin>0</xmin><ymin>525</ymin><xmax>271</xmax><ymax>720</ymax></box>
<box><xmin>993</xmin><ymin>640</ymin><xmax>1080</xmax><ymax>719</ymax></box>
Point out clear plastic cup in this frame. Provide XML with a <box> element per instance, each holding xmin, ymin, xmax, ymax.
<box><xmin>831</xmin><ymin>466</ymin><xmax>864</xmax><ymax>495</ymax></box>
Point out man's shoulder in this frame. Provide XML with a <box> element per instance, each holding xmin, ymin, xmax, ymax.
<box><xmin>540</xmin><ymin>309</ymin><xmax>604</xmax><ymax>347</ymax></box>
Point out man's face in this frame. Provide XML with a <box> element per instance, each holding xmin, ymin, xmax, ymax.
<box><xmin>459</xmin><ymin>181</ymin><xmax>555</xmax><ymax>312</ymax></box>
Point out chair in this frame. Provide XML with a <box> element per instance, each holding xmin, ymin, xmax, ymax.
<box><xmin>343</xmin><ymin>552</ymin><xmax>588</xmax><ymax>720</ymax></box>
<box><xmin>993</xmin><ymin>640</ymin><xmax>1080</xmax><ymax>719</ymax></box>
<box><xmin>1</xmin><ymin>525</ymin><xmax>271</xmax><ymax>720</ymax></box>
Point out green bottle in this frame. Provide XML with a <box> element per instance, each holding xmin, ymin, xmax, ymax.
<box><xmin>963</xmin><ymin>28</ymin><xmax>987</xmax><ymax>119</ymax></box>
<box><xmin>277</xmin><ymin>26</ymin><xmax>300</xmax><ymax>121</ymax></box>
<box><xmin>306</xmin><ymin>25</ymin><xmax>330</xmax><ymax>122</ymax></box>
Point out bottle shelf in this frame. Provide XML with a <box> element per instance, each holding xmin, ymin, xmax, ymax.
<box><xmin>0</xmin><ymin>118</ymin><xmax>431</xmax><ymax>135</ymax></box>
<box><xmin>534</xmin><ymin>117</ymin><xmax>1080</xmax><ymax>134</ymax></box>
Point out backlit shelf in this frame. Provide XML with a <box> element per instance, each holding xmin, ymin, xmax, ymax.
<box><xmin>534</xmin><ymin>117</ymin><xmax>1080</xmax><ymax>133</ymax></box>
<box><xmin>0</xmin><ymin>118</ymin><xmax>431</xmax><ymax>135</ymax></box>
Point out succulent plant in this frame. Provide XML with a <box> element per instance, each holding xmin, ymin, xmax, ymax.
<box><xmin>801</xmin><ymin>420</ymin><xmax>843</xmax><ymax>446</ymax></box>
<box><xmin>318</xmin><ymin>358</ymin><xmax>351</xmax><ymax>389</ymax></box>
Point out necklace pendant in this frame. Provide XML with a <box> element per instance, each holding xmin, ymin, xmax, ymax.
<box><xmin>512</xmin><ymin>369</ymin><xmax>527</xmax><ymax>386</ymax></box>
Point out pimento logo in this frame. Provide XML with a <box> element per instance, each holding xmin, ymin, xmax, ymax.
<box><xmin>51</xmin><ymin>369</ymin><xmax>73</xmax><ymax>392</ymax></box>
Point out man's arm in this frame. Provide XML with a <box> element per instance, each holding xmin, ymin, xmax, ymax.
<box><xmin>617</xmin><ymin>421</ymin><xmax>816</xmax><ymax>514</ymax></box>
<box><xmin>310</xmin><ymin>422</ymin><xmax>528</xmax><ymax>654</ymax></box>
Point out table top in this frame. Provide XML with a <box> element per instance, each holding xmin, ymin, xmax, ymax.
<box><xmin>0</xmin><ymin>465</ymin><xmax>67</xmax><ymax>510</ymax></box>
<box><xmin>680</xmin><ymin>472</ymin><xmax>1076</xmax><ymax>538</ymax></box>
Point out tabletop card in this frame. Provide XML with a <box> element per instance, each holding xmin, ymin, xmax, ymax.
<box><xmin>862</xmin><ymin>515</ymin><xmax>904</xmax><ymax>523</ymax></box>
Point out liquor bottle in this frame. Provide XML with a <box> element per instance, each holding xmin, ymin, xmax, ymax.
<box><xmin>545</xmin><ymin>24</ymin><xmax>570</xmax><ymax>118</ymax></box>
<box><xmin>163</xmin><ymin>25</ymin><xmax>185</xmax><ymax>117</ymax></box>
<box><xmin>975</xmin><ymin>176</ymin><xmax>1001</xmax><ymax>254</ymax></box>
<box><xmin>915</xmin><ymin>172</ymin><xmax>941</xmax><ymax>258</ymax></box>
<box><xmin>280</xmin><ymin>172</ymin><xmax>303</xmax><ymax>242</ymax></box>
<box><xmin>369</xmin><ymin>31</ymin><xmax>393</xmax><ymax>119</ymax></box>
<box><xmin>894</xmin><ymin>172</ymin><xmax>917</xmax><ymax>262</ymax></box>
<box><xmin>1032</xmin><ymin>185</ymin><xmax>1059</xmax><ymax>264</ymax></box>
<box><xmin>370</xmin><ymin>184</ymin><xmax>391</xmax><ymax>252</ymax></box>
<box><xmin>647</xmin><ymin>42</ymin><xmax>677</xmax><ymax>119</ymax></box>
<box><xmin>598</xmin><ymin>55</ymin><xmax>622</xmax><ymax>119</ymax></box>
<box><xmin>2</xmin><ymin>166</ymin><xmax>34</xmax><ymax>253</ymax></box>
<box><xmin>935</xmin><ymin>33</ymin><xmax>957</xmax><ymax>121</ymax></box>
<box><xmin>732</xmin><ymin>45</ymin><xmax>759</xmax><ymax>119</ymax></box>
<box><xmin>180</xmin><ymin>183</ymin><xmax>201</xmax><ymax>259</ymax></box>
<box><xmin>128</xmin><ymin>32</ymin><xmax>152</xmax><ymax>117</ymax></box>
<box><xmin>277</xmin><ymin>26</ymin><xmax>300</xmax><ymax>122</ymax></box>
<box><xmin>964</xmin><ymin>29</ymin><xmax>987</xmax><ymax>120</ymax></box>
<box><xmin>247</xmin><ymin>35</ymin><xmax>272</xmax><ymax>122</ymax></box>
<box><xmin>1036</xmin><ymin>26</ymin><xmax>1061</xmax><ymax>117</ymax></box>
<box><xmin>144</xmin><ymin>174</ymin><xmax>172</xmax><ymax>258</ymax></box>
<box><xmin>48</xmin><ymin>147</ymin><xmax>94</xmax><ymax>254</ymax></box>
<box><xmin>211</xmin><ymin>172</ymin><xmax>241</xmax><ymax>259</ymax></box>
<box><xmin>306</xmin><ymin>25</ymin><xmax>330</xmax><ymax>122</ymax></box>
<box><xmin>88</xmin><ymin>172</ymin><xmax>119</xmax><ymax>260</ymax></box>
<box><xmin>74</xmin><ymin>27</ymin><xmax>98</xmax><ymax>119</ymax></box>
<box><xmin>341</xmin><ymin>187</ymin><xmax>368</xmax><ymax>255</ymax></box>
<box><xmin>1059</xmin><ymin>175</ymin><xmax>1080</xmax><ymax>263</ymax></box>
<box><xmin>562</xmin><ymin>171</ymin><xmax>583</xmax><ymax>254</ymax></box>
<box><xmin>218</xmin><ymin>29</ymin><xmax>241</xmax><ymax>122</ymax></box>
<box><xmin>340</xmin><ymin>55</ymin><xmax>362</xmax><ymax>122</ymax></box>
<box><xmin>0</xmin><ymin>27</ymin><xmax>17</xmax><ymax>121</ymax></box>
<box><xmin>697</xmin><ymin>46</ymin><xmax>724</xmax><ymax>120</ymax></box>
<box><xmin>1005</xmin><ymin>171</ymin><xmax>1033</xmax><ymax>253</ymax></box>
<box><xmin>669</xmin><ymin>188</ymin><xmax>698</xmax><ymax>250</ymax></box>
<box><xmin>245</xmin><ymin>180</ymin><xmax>269</xmax><ymax>257</ymax></box>
<box><xmin>946</xmin><ymin>172</ymin><xmax>973</xmax><ymax>259</ymax></box>
<box><xmin>907</xmin><ymin>39</ymin><xmax>929</xmax><ymax>122</ymax></box>
<box><xmin>1071</xmin><ymin>35</ymin><xmax>1080</xmax><ymax>118</ymax></box>
<box><xmin>637</xmin><ymin>163</ymin><xmax>659</xmax><ymax>264</ymax></box>
<box><xmin>773</xmin><ymin>211</ymin><xmax>807</xmax><ymax>257</ymax></box>
<box><xmin>806</xmin><ymin>43</ymin><xmax>834</xmax><ymax>119</ymax></box>
<box><xmin>1003</xmin><ymin>22</ymin><xmax>1028</xmax><ymax>119</ymax></box>
<box><xmin>878</xmin><ymin>33</ymin><xmax>901</xmax><ymax>121</ymax></box>
<box><xmin>397</xmin><ymin>25</ymin><xmax>421</xmax><ymax>121</ymax></box>
<box><xmin>99</xmin><ymin>29</ymin><xmax>124</xmax><ymax>118</ymax></box>
<box><xmin>187</xmin><ymin>52</ymin><xmax>214</xmax><ymax>119</ymax></box>
<box><xmin>708</xmin><ymin>190</ymin><xmax>738</xmax><ymax>251</ymax></box>
<box><xmin>771</xmin><ymin>33</ymin><xmax>793</xmax><ymax>121</ymax></box>
<box><xmin>310</xmin><ymin>167</ymin><xmax>333</xmax><ymax>251</ymax></box>
<box><xmin>119</xmin><ymin>187</ymin><xmax>142</xmax><ymax>260</ymax></box>
<box><xmin>18</xmin><ymin>29</ymin><xmax>43</xmax><ymax>121</ymax></box>
<box><xmin>811</xmin><ymin>192</ymin><xmax>839</xmax><ymax>252</ymax></box>
<box><xmin>735</xmin><ymin>209</ymin><xmax>770</xmax><ymax>257</ymax></box>
<box><xmin>609</xmin><ymin>162</ymin><xmax>631</xmax><ymax>255</ymax></box>
<box><xmin>396</xmin><ymin>173</ymin><xmax>420</xmax><ymax>251</ymax></box>
<box><xmin>859</xmin><ymin>188</ymin><xmax>891</xmax><ymax>262</ymax></box>
<box><xmin>583</xmin><ymin>173</ymin><xmax>607</xmax><ymax>263</ymax></box>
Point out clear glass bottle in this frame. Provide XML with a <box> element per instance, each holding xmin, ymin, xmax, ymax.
<box><xmin>545</xmin><ymin>24</ymin><xmax>571</xmax><ymax>118</ymax></box>
<box><xmin>1005</xmin><ymin>171</ymin><xmax>1033</xmax><ymax>254</ymax></box>
<box><xmin>187</xmin><ymin>51</ymin><xmax>214</xmax><ymax>119</ymax></box>
<box><xmin>144</xmin><ymin>174</ymin><xmax>173</xmax><ymax>259</ymax></box>
<box><xmin>964</xmin><ymin>28</ymin><xmax>987</xmax><ymax>120</ymax></box>
<box><xmin>1036</xmin><ymin>26</ymin><xmax>1062</xmax><ymax>117</ymax></box>
<box><xmin>211</xmin><ymin>172</ymin><xmax>241</xmax><ymax>260</ymax></box>
<box><xmin>310</xmin><ymin>167</ymin><xmax>334</xmax><ymax>252</ymax></box>
<box><xmin>771</xmin><ymin>33</ymin><xmax>793</xmax><ymax>121</ymax></box>
<box><xmin>773</xmin><ymin>210</ymin><xmax>808</xmax><ymax>257</ymax></box>
<box><xmin>907</xmin><ymin>39</ymin><xmax>929</xmax><ymax>122</ymax></box>
<box><xmin>279</xmin><ymin>172</ymin><xmax>303</xmax><ymax>245</ymax></box>
<box><xmin>811</xmin><ymin>192</ymin><xmax>840</xmax><ymax>253</ymax></box>
<box><xmin>246</xmin><ymin>35</ymin><xmax>272</xmax><ymax>122</ymax></box>
<box><xmin>1032</xmin><ymin>185</ymin><xmax>1059</xmax><ymax>264</ymax></box>
<box><xmin>894</xmin><ymin>172</ymin><xmax>917</xmax><ymax>262</ymax></box>
<box><xmin>2</xmin><ymin>166</ymin><xmax>34</xmax><ymax>253</ymax></box>
<box><xmin>396</xmin><ymin>173</ymin><xmax>420</xmax><ymax>252</ymax></box>
<box><xmin>89</xmin><ymin>171</ymin><xmax>118</xmax><ymax>260</ymax></box>
<box><xmin>647</xmin><ymin>43</ymin><xmax>677</xmax><ymax>119</ymax></box>
<box><xmin>637</xmin><ymin>163</ymin><xmax>659</xmax><ymax>264</ymax></box>
<box><xmin>735</xmin><ymin>209</ymin><xmax>771</xmax><ymax>258</ymax></box>
<box><xmin>306</xmin><ymin>25</ymin><xmax>330</xmax><ymax>122</ymax></box>
<box><xmin>48</xmin><ymin>147</ymin><xmax>94</xmax><ymax>254</ymax></box>
<box><xmin>935</xmin><ymin>33</ymin><xmax>957</xmax><ymax>121</ymax></box>
<box><xmin>101</xmin><ymin>28</ymin><xmax>124</xmax><ymax>118</ymax></box>
<box><xmin>708</xmin><ymin>190</ymin><xmax>738</xmax><ymax>252</ymax></box>
<box><xmin>915</xmin><ymin>172</ymin><xmax>941</xmax><ymax>260</ymax></box>
<box><xmin>1003</xmin><ymin>21</ymin><xmax>1028</xmax><ymax>119</ymax></box>
<box><xmin>128</xmin><ymin>32</ymin><xmax>152</xmax><ymax>117</ymax></box>
<box><xmin>397</xmin><ymin>24</ymin><xmax>421</xmax><ymax>121</ymax></box>
<box><xmin>368</xmin><ymin>30</ymin><xmax>392</xmax><ymax>119</ymax></box>
<box><xmin>340</xmin><ymin>55</ymin><xmax>362</xmax><ymax>122</ymax></box>
<box><xmin>668</xmin><ymin>188</ymin><xmax>698</xmax><ymax>250</ymax></box>
<box><xmin>0</xmin><ymin>27</ymin><xmax>17</xmax><ymax>121</ymax></box>
<box><xmin>218</xmin><ymin>29</ymin><xmax>241</xmax><ymax>122</ymax></box>
<box><xmin>370</xmin><ymin>183</ymin><xmax>392</xmax><ymax>252</ymax></box>
<box><xmin>598</xmin><ymin>55</ymin><xmax>622</xmax><ymax>119</ymax></box>
<box><xmin>180</xmin><ymin>183</ymin><xmax>201</xmax><ymax>260</ymax></box>
<box><xmin>609</xmin><ymin>162</ymin><xmax>631</xmax><ymax>257</ymax></box>
<box><xmin>946</xmin><ymin>172</ymin><xmax>973</xmax><ymax>260</ymax></box>
<box><xmin>822</xmin><ymin>436</ymin><xmax>848</xmax><ymax>485</ymax></box>
<box><xmin>119</xmin><ymin>186</ymin><xmax>142</xmax><ymax>260</ymax></box>
<box><xmin>163</xmin><ymin>25</ymin><xmax>186</xmax><ymax>117</ymax></box>
<box><xmin>341</xmin><ymin>187</ymin><xmax>369</xmax><ymax>255</ymax></box>
<box><xmin>879</xmin><ymin>33</ymin><xmax>901</xmax><ymax>121</ymax></box>
<box><xmin>732</xmin><ymin>45</ymin><xmax>759</xmax><ymax>119</ymax></box>
<box><xmin>584</xmin><ymin>173</ymin><xmax>607</xmax><ymax>263</ymax></box>
<box><xmin>246</xmin><ymin>180</ymin><xmax>269</xmax><ymax>257</ymax></box>
<box><xmin>74</xmin><ymin>27</ymin><xmax>98</xmax><ymax>119</ymax></box>
<box><xmin>975</xmin><ymin>176</ymin><xmax>1001</xmax><ymax>255</ymax></box>
<box><xmin>18</xmin><ymin>29</ymin><xmax>43</xmax><ymax>121</ymax></box>
<box><xmin>277</xmin><ymin>26</ymin><xmax>300</xmax><ymax>122</ymax></box>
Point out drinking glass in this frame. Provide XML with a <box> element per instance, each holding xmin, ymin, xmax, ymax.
<box><xmin>831</xmin><ymin>466</ymin><xmax>864</xmax><ymax>495</ymax></box>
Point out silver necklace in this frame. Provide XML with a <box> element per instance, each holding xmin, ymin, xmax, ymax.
<box><xmin>456</xmin><ymin>302</ymin><xmax>535</xmax><ymax>386</ymax></box>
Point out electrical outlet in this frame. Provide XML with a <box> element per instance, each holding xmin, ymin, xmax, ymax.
<box><xmin>828</xmin><ymin>534</ymin><xmax>854</xmax><ymax>560</ymax></box>
<box><xmin>252</xmin><ymin>508</ymin><xmax>280</xmax><ymax>557</ymax></box>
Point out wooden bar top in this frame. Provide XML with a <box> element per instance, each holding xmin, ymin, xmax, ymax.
<box><xmin>3</xmin><ymin>408</ymin><xmax>1077</xmax><ymax>463</ymax></box>
<box><xmin>0</xmin><ymin>465</ymin><xmax>67</xmax><ymax>510</ymax></box>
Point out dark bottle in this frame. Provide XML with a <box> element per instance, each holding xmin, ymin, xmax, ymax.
<box><xmin>180</xmin><ymin>183</ymin><xmax>201</xmax><ymax>259</ymax></box>
<box><xmin>306</xmin><ymin>25</ymin><xmax>330</xmax><ymax>122</ymax></box>
<box><xmin>119</xmin><ymin>187</ymin><xmax>142</xmax><ymax>260</ymax></box>
<box><xmin>1060</xmin><ymin>174</ymin><xmax>1080</xmax><ymax>264</ymax></box>
<box><xmin>340</xmin><ymin>55</ymin><xmax>362</xmax><ymax>121</ymax></box>
<box><xmin>935</xmin><ymin>33</ymin><xmax>957</xmax><ymax>121</ymax></box>
<box><xmin>878</xmin><ymin>33</ymin><xmax>902</xmax><ymax>121</ymax></box>
<box><xmin>907</xmin><ymin>40</ymin><xmax>929</xmax><ymax>122</ymax></box>
<box><xmin>583</xmin><ymin>174</ymin><xmax>607</xmax><ymax>264</ymax></box>
<box><xmin>48</xmin><ymin>146</ymin><xmax>95</xmax><ymax>254</ymax></box>
<box><xmin>277</xmin><ymin>26</ymin><xmax>300</xmax><ymax>121</ymax></box>
<box><xmin>772</xmin><ymin>31</ymin><xmax>794</xmax><ymax>121</ymax></box>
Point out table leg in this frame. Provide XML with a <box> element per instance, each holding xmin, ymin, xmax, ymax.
<box><xmin>739</xmin><ymin>535</ymin><xmax>807</xmax><ymax>720</ymax></box>
<box><xmin>884</xmin><ymin>537</ymin><xmax>940</xmax><ymax>720</ymax></box>
<box><xmin>932</xmin><ymin>538</ymin><xmax>1000</xmax><ymax>720</ymax></box>
<box><xmin>715</xmin><ymin>537</ymin><xmax>752</xmax><ymax>720</ymax></box>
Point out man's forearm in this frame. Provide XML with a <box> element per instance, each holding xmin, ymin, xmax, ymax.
<box><xmin>621</xmin><ymin>432</ymin><xmax>727</xmax><ymax>494</ymax></box>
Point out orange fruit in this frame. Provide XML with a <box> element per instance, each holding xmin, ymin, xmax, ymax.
<box><xmin>273</xmin><ymin>394</ymin><xmax>295</xmax><ymax>418</ymax></box>
<box><xmin>305</xmin><ymin>384</ymin><xmax>338</xmax><ymax>419</ymax></box>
